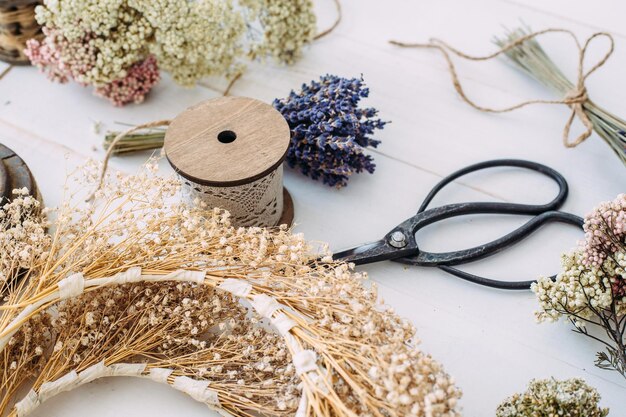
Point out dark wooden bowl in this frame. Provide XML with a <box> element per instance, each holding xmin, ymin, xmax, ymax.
<box><xmin>0</xmin><ymin>143</ymin><xmax>40</xmax><ymax>204</ymax></box>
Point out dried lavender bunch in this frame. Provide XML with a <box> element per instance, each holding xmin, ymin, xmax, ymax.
<box><xmin>273</xmin><ymin>74</ymin><xmax>386</xmax><ymax>187</ymax></box>
<box><xmin>495</xmin><ymin>27</ymin><xmax>626</xmax><ymax>166</ymax></box>
<box><xmin>496</xmin><ymin>378</ymin><xmax>609</xmax><ymax>417</ymax></box>
<box><xmin>532</xmin><ymin>194</ymin><xmax>626</xmax><ymax>378</ymax></box>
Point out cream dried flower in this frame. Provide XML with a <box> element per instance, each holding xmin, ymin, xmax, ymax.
<box><xmin>0</xmin><ymin>189</ymin><xmax>50</xmax><ymax>291</ymax></box>
<box><xmin>35</xmin><ymin>0</ymin><xmax>153</xmax><ymax>85</ymax></box>
<box><xmin>135</xmin><ymin>0</ymin><xmax>245</xmax><ymax>86</ymax></box>
<box><xmin>29</xmin><ymin>0</ymin><xmax>319</xmax><ymax>104</ymax></box>
<box><xmin>496</xmin><ymin>378</ymin><xmax>609</xmax><ymax>417</ymax></box>
<box><xmin>532</xmin><ymin>194</ymin><xmax>626</xmax><ymax>378</ymax></box>
<box><xmin>242</xmin><ymin>0</ymin><xmax>317</xmax><ymax>64</ymax></box>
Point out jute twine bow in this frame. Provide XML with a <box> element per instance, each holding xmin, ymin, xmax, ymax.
<box><xmin>390</xmin><ymin>28</ymin><xmax>615</xmax><ymax>148</ymax></box>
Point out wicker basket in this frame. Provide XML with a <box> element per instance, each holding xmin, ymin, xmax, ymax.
<box><xmin>0</xmin><ymin>0</ymin><xmax>41</xmax><ymax>65</ymax></box>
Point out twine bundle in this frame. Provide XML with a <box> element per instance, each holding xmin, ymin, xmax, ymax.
<box><xmin>391</xmin><ymin>27</ymin><xmax>626</xmax><ymax>166</ymax></box>
<box><xmin>0</xmin><ymin>160</ymin><xmax>461</xmax><ymax>417</ymax></box>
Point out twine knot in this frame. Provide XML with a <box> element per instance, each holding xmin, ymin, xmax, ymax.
<box><xmin>562</xmin><ymin>85</ymin><xmax>592</xmax><ymax>148</ymax></box>
<box><xmin>563</xmin><ymin>86</ymin><xmax>588</xmax><ymax>104</ymax></box>
<box><xmin>390</xmin><ymin>28</ymin><xmax>615</xmax><ymax>151</ymax></box>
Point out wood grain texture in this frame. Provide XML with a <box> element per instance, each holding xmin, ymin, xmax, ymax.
<box><xmin>0</xmin><ymin>143</ymin><xmax>39</xmax><ymax>202</ymax></box>
<box><xmin>164</xmin><ymin>97</ymin><xmax>290</xmax><ymax>186</ymax></box>
<box><xmin>0</xmin><ymin>0</ymin><xmax>623</xmax><ymax>415</ymax></box>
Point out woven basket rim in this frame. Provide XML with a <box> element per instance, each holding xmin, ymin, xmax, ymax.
<box><xmin>0</xmin><ymin>0</ymin><xmax>40</xmax><ymax>8</ymax></box>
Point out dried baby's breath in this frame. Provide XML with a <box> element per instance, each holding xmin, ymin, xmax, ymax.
<box><xmin>0</xmin><ymin>159</ymin><xmax>460</xmax><ymax>417</ymax></box>
<box><xmin>0</xmin><ymin>189</ymin><xmax>50</xmax><ymax>293</ymax></box>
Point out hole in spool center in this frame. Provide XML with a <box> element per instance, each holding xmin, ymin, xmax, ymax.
<box><xmin>217</xmin><ymin>130</ymin><xmax>237</xmax><ymax>144</ymax></box>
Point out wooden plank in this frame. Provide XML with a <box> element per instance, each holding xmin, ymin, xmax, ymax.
<box><xmin>0</xmin><ymin>0</ymin><xmax>623</xmax><ymax>415</ymax></box>
<box><xmin>2</xmin><ymin>117</ymin><xmax>624</xmax><ymax>415</ymax></box>
<box><xmin>499</xmin><ymin>0</ymin><xmax>626</xmax><ymax>39</ymax></box>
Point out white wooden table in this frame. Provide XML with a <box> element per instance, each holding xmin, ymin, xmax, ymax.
<box><xmin>1</xmin><ymin>0</ymin><xmax>624</xmax><ymax>415</ymax></box>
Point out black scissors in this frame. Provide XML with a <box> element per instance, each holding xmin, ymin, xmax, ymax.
<box><xmin>332</xmin><ymin>159</ymin><xmax>583</xmax><ymax>290</ymax></box>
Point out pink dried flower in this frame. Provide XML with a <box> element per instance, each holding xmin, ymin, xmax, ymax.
<box><xmin>25</xmin><ymin>31</ymin><xmax>70</xmax><ymax>83</ymax></box>
<box><xmin>581</xmin><ymin>193</ymin><xmax>626</xmax><ymax>267</ymax></box>
<box><xmin>24</xmin><ymin>27</ymin><xmax>95</xmax><ymax>84</ymax></box>
<box><xmin>25</xmin><ymin>27</ymin><xmax>158</xmax><ymax>106</ymax></box>
<box><xmin>94</xmin><ymin>56</ymin><xmax>160</xmax><ymax>106</ymax></box>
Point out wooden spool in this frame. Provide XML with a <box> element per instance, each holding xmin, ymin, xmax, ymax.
<box><xmin>164</xmin><ymin>97</ymin><xmax>294</xmax><ymax>228</ymax></box>
<box><xmin>0</xmin><ymin>143</ymin><xmax>40</xmax><ymax>204</ymax></box>
<box><xmin>0</xmin><ymin>0</ymin><xmax>41</xmax><ymax>65</ymax></box>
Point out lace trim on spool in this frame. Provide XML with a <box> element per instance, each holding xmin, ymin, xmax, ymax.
<box><xmin>180</xmin><ymin>167</ymin><xmax>284</xmax><ymax>227</ymax></box>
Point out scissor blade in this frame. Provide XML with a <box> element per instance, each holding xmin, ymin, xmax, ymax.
<box><xmin>332</xmin><ymin>239</ymin><xmax>397</xmax><ymax>265</ymax></box>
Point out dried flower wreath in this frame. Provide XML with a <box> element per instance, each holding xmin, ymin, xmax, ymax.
<box><xmin>23</xmin><ymin>0</ymin><xmax>339</xmax><ymax>106</ymax></box>
<box><xmin>0</xmin><ymin>160</ymin><xmax>461</xmax><ymax>417</ymax></box>
<box><xmin>532</xmin><ymin>194</ymin><xmax>626</xmax><ymax>379</ymax></box>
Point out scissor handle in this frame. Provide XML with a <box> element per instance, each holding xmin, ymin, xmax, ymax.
<box><xmin>395</xmin><ymin>209</ymin><xmax>582</xmax><ymax>266</ymax></box>
<box><xmin>417</xmin><ymin>159</ymin><xmax>569</xmax><ymax>215</ymax></box>
<box><xmin>387</xmin><ymin>159</ymin><xmax>583</xmax><ymax>290</ymax></box>
<box><xmin>436</xmin><ymin>267</ymin><xmax>540</xmax><ymax>290</ymax></box>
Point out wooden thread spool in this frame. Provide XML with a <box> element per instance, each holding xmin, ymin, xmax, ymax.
<box><xmin>164</xmin><ymin>97</ymin><xmax>294</xmax><ymax>228</ymax></box>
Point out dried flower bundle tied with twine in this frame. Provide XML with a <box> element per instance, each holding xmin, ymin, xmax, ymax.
<box><xmin>23</xmin><ymin>0</ymin><xmax>342</xmax><ymax>106</ymax></box>
<box><xmin>0</xmin><ymin>160</ymin><xmax>461</xmax><ymax>416</ymax></box>
<box><xmin>496</xmin><ymin>378</ymin><xmax>609</xmax><ymax>417</ymax></box>
<box><xmin>102</xmin><ymin>75</ymin><xmax>387</xmax><ymax>188</ymax></box>
<box><xmin>391</xmin><ymin>27</ymin><xmax>626</xmax><ymax>166</ymax></box>
<box><xmin>532</xmin><ymin>194</ymin><xmax>626</xmax><ymax>379</ymax></box>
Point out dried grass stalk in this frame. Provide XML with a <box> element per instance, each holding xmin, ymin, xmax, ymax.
<box><xmin>495</xmin><ymin>27</ymin><xmax>626</xmax><ymax>164</ymax></box>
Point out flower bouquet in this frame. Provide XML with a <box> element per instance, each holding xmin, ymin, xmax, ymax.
<box><xmin>24</xmin><ymin>0</ymin><xmax>317</xmax><ymax>105</ymax></box>
<box><xmin>533</xmin><ymin>194</ymin><xmax>626</xmax><ymax>378</ymax></box>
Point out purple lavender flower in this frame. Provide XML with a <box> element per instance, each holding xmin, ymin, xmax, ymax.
<box><xmin>273</xmin><ymin>75</ymin><xmax>386</xmax><ymax>187</ymax></box>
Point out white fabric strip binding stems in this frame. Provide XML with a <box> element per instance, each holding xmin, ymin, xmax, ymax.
<box><xmin>7</xmin><ymin>269</ymin><xmax>324</xmax><ymax>417</ymax></box>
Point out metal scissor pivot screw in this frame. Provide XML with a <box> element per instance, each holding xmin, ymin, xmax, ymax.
<box><xmin>388</xmin><ymin>231</ymin><xmax>408</xmax><ymax>248</ymax></box>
